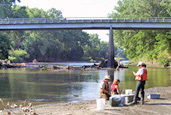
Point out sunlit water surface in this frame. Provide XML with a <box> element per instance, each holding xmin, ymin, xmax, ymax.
<box><xmin>0</xmin><ymin>62</ymin><xmax>170</xmax><ymax>109</ymax></box>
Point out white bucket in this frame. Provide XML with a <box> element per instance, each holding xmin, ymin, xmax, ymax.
<box><xmin>125</xmin><ymin>94</ymin><xmax>134</xmax><ymax>103</ymax></box>
<box><xmin>96</xmin><ymin>98</ymin><xmax>105</xmax><ymax>110</ymax></box>
<box><xmin>125</xmin><ymin>89</ymin><xmax>132</xmax><ymax>95</ymax></box>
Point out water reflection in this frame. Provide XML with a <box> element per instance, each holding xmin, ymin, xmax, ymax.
<box><xmin>0</xmin><ymin>66</ymin><xmax>170</xmax><ymax>108</ymax></box>
<box><xmin>106</xmin><ymin>69</ymin><xmax>114</xmax><ymax>88</ymax></box>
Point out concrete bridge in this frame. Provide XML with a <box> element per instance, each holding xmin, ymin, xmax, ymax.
<box><xmin>0</xmin><ymin>17</ymin><xmax>171</xmax><ymax>30</ymax></box>
<box><xmin>1</xmin><ymin>17</ymin><xmax>171</xmax><ymax>68</ymax></box>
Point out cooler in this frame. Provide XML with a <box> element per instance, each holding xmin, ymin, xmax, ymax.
<box><xmin>147</xmin><ymin>93</ymin><xmax>160</xmax><ymax>99</ymax></box>
<box><xmin>109</xmin><ymin>95</ymin><xmax>125</xmax><ymax>107</ymax></box>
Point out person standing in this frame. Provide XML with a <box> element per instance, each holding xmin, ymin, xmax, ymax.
<box><xmin>132</xmin><ymin>62</ymin><xmax>147</xmax><ymax>104</ymax></box>
<box><xmin>99</xmin><ymin>75</ymin><xmax>111</xmax><ymax>100</ymax></box>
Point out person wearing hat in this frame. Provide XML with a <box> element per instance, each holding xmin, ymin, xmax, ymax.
<box><xmin>131</xmin><ymin>62</ymin><xmax>147</xmax><ymax>104</ymax></box>
<box><xmin>99</xmin><ymin>75</ymin><xmax>111</xmax><ymax>100</ymax></box>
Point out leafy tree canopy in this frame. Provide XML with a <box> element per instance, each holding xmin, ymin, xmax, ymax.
<box><xmin>109</xmin><ymin>0</ymin><xmax>171</xmax><ymax>66</ymax></box>
<box><xmin>0</xmin><ymin>5</ymin><xmax>126</xmax><ymax>62</ymax></box>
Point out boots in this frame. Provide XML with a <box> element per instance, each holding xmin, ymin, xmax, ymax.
<box><xmin>137</xmin><ymin>97</ymin><xmax>141</xmax><ymax>101</ymax></box>
<box><xmin>140</xmin><ymin>98</ymin><xmax>145</xmax><ymax>105</ymax></box>
<box><xmin>131</xmin><ymin>101</ymin><xmax>138</xmax><ymax>105</ymax></box>
<box><xmin>131</xmin><ymin>97</ymin><xmax>141</xmax><ymax>105</ymax></box>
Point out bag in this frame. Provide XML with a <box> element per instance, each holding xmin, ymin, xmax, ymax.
<box><xmin>109</xmin><ymin>95</ymin><xmax>125</xmax><ymax>107</ymax></box>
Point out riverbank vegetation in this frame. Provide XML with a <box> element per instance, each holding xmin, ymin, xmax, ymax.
<box><xmin>109</xmin><ymin>0</ymin><xmax>171</xmax><ymax>66</ymax></box>
<box><xmin>0</xmin><ymin>0</ymin><xmax>126</xmax><ymax>63</ymax></box>
<box><xmin>0</xmin><ymin>0</ymin><xmax>170</xmax><ymax>67</ymax></box>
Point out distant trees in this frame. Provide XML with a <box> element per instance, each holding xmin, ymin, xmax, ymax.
<box><xmin>0</xmin><ymin>33</ymin><xmax>10</xmax><ymax>60</ymax></box>
<box><xmin>0</xmin><ymin>1</ymin><xmax>130</xmax><ymax>63</ymax></box>
<box><xmin>83</xmin><ymin>34</ymin><xmax>108</xmax><ymax>61</ymax></box>
<box><xmin>0</xmin><ymin>5</ymin><xmax>126</xmax><ymax>62</ymax></box>
<box><xmin>0</xmin><ymin>0</ymin><xmax>20</xmax><ymax>18</ymax></box>
<box><xmin>109</xmin><ymin>0</ymin><xmax>171</xmax><ymax>66</ymax></box>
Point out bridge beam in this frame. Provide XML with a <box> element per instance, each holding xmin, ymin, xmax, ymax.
<box><xmin>107</xmin><ymin>26</ymin><xmax>115</xmax><ymax>68</ymax></box>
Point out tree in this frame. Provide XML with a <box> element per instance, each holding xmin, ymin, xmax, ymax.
<box><xmin>85</xmin><ymin>34</ymin><xmax>101</xmax><ymax>61</ymax></box>
<box><xmin>83</xmin><ymin>34</ymin><xmax>110</xmax><ymax>61</ymax></box>
<box><xmin>47</xmin><ymin>8</ymin><xmax>63</xmax><ymax>19</ymax></box>
<box><xmin>99</xmin><ymin>41</ymin><xmax>108</xmax><ymax>60</ymax></box>
<box><xmin>109</xmin><ymin>0</ymin><xmax>171</xmax><ymax>65</ymax></box>
<box><xmin>26</xmin><ymin>7</ymin><xmax>47</xmax><ymax>18</ymax></box>
<box><xmin>0</xmin><ymin>5</ymin><xmax>124</xmax><ymax>62</ymax></box>
<box><xmin>8</xmin><ymin>49</ymin><xmax>29</xmax><ymax>62</ymax></box>
<box><xmin>0</xmin><ymin>33</ymin><xmax>10</xmax><ymax>59</ymax></box>
<box><xmin>0</xmin><ymin>0</ymin><xmax>21</xmax><ymax>18</ymax></box>
<box><xmin>12</xmin><ymin>6</ymin><xmax>29</xmax><ymax>18</ymax></box>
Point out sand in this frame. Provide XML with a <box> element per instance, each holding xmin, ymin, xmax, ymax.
<box><xmin>1</xmin><ymin>86</ymin><xmax>171</xmax><ymax>115</ymax></box>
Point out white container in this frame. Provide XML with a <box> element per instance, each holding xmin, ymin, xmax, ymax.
<box><xmin>147</xmin><ymin>93</ymin><xmax>160</xmax><ymax>99</ymax></box>
<box><xmin>125</xmin><ymin>94</ymin><xmax>134</xmax><ymax>103</ymax></box>
<box><xmin>109</xmin><ymin>95</ymin><xmax>125</xmax><ymax>107</ymax></box>
<box><xmin>96</xmin><ymin>98</ymin><xmax>105</xmax><ymax>110</ymax></box>
<box><xmin>125</xmin><ymin>89</ymin><xmax>132</xmax><ymax>95</ymax></box>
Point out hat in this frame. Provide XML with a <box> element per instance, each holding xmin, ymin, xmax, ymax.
<box><xmin>105</xmin><ymin>75</ymin><xmax>110</xmax><ymax>80</ymax></box>
<box><xmin>137</xmin><ymin>62</ymin><xmax>145</xmax><ymax>66</ymax></box>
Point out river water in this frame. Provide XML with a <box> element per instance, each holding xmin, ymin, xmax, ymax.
<box><xmin>0</xmin><ymin>62</ymin><xmax>170</xmax><ymax>109</ymax></box>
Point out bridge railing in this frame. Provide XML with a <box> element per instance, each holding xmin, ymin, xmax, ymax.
<box><xmin>0</xmin><ymin>17</ymin><xmax>171</xmax><ymax>24</ymax></box>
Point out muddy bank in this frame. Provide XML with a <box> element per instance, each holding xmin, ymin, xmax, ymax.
<box><xmin>2</xmin><ymin>86</ymin><xmax>171</xmax><ymax>115</ymax></box>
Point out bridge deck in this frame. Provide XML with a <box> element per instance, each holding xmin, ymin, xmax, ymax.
<box><xmin>0</xmin><ymin>17</ymin><xmax>171</xmax><ymax>30</ymax></box>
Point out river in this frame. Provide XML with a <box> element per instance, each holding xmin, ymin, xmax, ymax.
<box><xmin>0</xmin><ymin>62</ymin><xmax>170</xmax><ymax>109</ymax></box>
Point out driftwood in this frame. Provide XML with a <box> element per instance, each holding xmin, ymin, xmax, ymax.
<box><xmin>0</xmin><ymin>59</ymin><xmax>128</xmax><ymax>70</ymax></box>
<box><xmin>97</xmin><ymin>60</ymin><xmax>117</xmax><ymax>68</ymax></box>
<box><xmin>53</xmin><ymin>65</ymin><xmax>87</xmax><ymax>70</ymax></box>
<box><xmin>97</xmin><ymin>59</ymin><xmax>126</xmax><ymax>69</ymax></box>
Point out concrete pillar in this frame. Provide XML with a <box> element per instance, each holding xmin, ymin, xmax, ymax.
<box><xmin>107</xmin><ymin>26</ymin><xmax>114</xmax><ymax>68</ymax></box>
<box><xmin>108</xmin><ymin>69</ymin><xmax>114</xmax><ymax>82</ymax></box>
<box><xmin>108</xmin><ymin>69</ymin><xmax>115</xmax><ymax>88</ymax></box>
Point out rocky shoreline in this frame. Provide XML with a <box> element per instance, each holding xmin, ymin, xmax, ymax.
<box><xmin>0</xmin><ymin>59</ymin><xmax>128</xmax><ymax>70</ymax></box>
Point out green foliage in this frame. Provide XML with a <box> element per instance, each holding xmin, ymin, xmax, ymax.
<box><xmin>157</xmin><ymin>53</ymin><xmax>170</xmax><ymax>66</ymax></box>
<box><xmin>0</xmin><ymin>0</ymin><xmax>21</xmax><ymax>18</ymax></box>
<box><xmin>26</xmin><ymin>7</ymin><xmax>47</xmax><ymax>18</ymax></box>
<box><xmin>82</xmin><ymin>34</ymin><xmax>108</xmax><ymax>61</ymax></box>
<box><xmin>109</xmin><ymin>0</ymin><xmax>171</xmax><ymax>66</ymax></box>
<box><xmin>8</xmin><ymin>49</ymin><xmax>30</xmax><ymax>62</ymax></box>
<box><xmin>100</xmin><ymin>41</ymin><xmax>109</xmax><ymax>60</ymax></box>
<box><xmin>47</xmin><ymin>8</ymin><xmax>63</xmax><ymax>19</ymax></box>
<box><xmin>0</xmin><ymin>33</ymin><xmax>10</xmax><ymax>60</ymax></box>
<box><xmin>12</xmin><ymin>6</ymin><xmax>29</xmax><ymax>18</ymax></box>
<box><xmin>0</xmin><ymin>4</ymin><xmax>12</xmax><ymax>18</ymax></box>
<box><xmin>0</xmin><ymin>5</ymin><xmax>125</xmax><ymax>62</ymax></box>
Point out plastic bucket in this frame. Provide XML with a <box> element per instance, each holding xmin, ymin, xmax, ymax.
<box><xmin>125</xmin><ymin>94</ymin><xmax>134</xmax><ymax>103</ymax></box>
<box><xmin>96</xmin><ymin>98</ymin><xmax>105</xmax><ymax>110</ymax></box>
<box><xmin>125</xmin><ymin>89</ymin><xmax>132</xmax><ymax>95</ymax></box>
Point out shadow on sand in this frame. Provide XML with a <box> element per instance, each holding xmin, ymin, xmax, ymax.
<box><xmin>146</xmin><ymin>103</ymin><xmax>171</xmax><ymax>105</ymax></box>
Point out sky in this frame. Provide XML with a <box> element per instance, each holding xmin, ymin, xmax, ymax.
<box><xmin>17</xmin><ymin>0</ymin><xmax>118</xmax><ymax>42</ymax></box>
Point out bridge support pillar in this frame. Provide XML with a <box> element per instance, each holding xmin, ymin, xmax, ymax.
<box><xmin>107</xmin><ymin>26</ymin><xmax>114</xmax><ymax>68</ymax></box>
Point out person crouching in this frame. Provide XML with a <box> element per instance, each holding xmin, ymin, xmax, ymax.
<box><xmin>99</xmin><ymin>75</ymin><xmax>111</xmax><ymax>100</ymax></box>
<box><xmin>111</xmin><ymin>79</ymin><xmax>122</xmax><ymax>96</ymax></box>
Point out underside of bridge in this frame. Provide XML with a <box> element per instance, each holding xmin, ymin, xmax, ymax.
<box><xmin>1</xmin><ymin>18</ymin><xmax>171</xmax><ymax>68</ymax></box>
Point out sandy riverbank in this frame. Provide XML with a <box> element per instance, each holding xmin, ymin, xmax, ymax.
<box><xmin>2</xmin><ymin>86</ymin><xmax>171</xmax><ymax>115</ymax></box>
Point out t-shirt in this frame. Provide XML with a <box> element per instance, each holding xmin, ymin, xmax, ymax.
<box><xmin>135</xmin><ymin>67</ymin><xmax>146</xmax><ymax>76</ymax></box>
<box><xmin>100</xmin><ymin>81</ymin><xmax>105</xmax><ymax>89</ymax></box>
